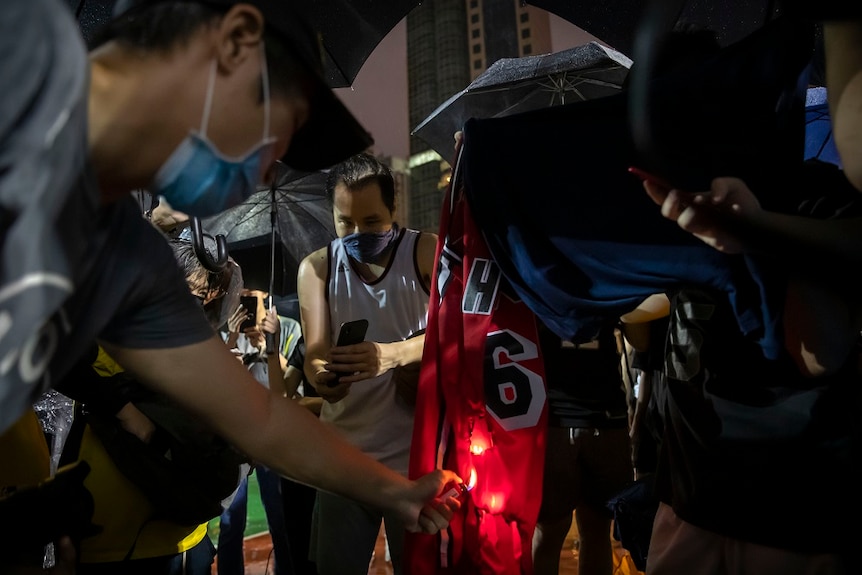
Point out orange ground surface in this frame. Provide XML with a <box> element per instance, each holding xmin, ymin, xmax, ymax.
<box><xmin>212</xmin><ymin>517</ymin><xmax>643</xmax><ymax>575</ymax></box>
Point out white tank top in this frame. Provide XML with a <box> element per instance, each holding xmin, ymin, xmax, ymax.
<box><xmin>323</xmin><ymin>228</ymin><xmax>430</xmax><ymax>475</ymax></box>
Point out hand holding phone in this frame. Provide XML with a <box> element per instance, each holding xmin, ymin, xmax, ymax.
<box><xmin>328</xmin><ymin>319</ymin><xmax>369</xmax><ymax>385</ymax></box>
<box><xmin>239</xmin><ymin>295</ymin><xmax>258</xmax><ymax>331</ymax></box>
<box><xmin>336</xmin><ymin>319</ymin><xmax>369</xmax><ymax>347</ymax></box>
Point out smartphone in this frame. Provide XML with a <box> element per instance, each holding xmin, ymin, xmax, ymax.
<box><xmin>628</xmin><ymin>166</ymin><xmax>673</xmax><ymax>190</ymax></box>
<box><xmin>329</xmin><ymin>319</ymin><xmax>369</xmax><ymax>385</ymax></box>
<box><xmin>336</xmin><ymin>319</ymin><xmax>369</xmax><ymax>347</ymax></box>
<box><xmin>239</xmin><ymin>295</ymin><xmax>258</xmax><ymax>331</ymax></box>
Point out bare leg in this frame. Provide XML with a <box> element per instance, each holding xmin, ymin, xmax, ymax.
<box><xmin>532</xmin><ymin>513</ymin><xmax>573</xmax><ymax>575</ymax></box>
<box><xmin>574</xmin><ymin>504</ymin><xmax>614</xmax><ymax>575</ymax></box>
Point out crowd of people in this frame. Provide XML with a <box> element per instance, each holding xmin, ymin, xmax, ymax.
<box><xmin>1</xmin><ymin>0</ymin><xmax>861</xmax><ymax>575</ymax></box>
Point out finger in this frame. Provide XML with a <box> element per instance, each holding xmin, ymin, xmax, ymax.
<box><xmin>643</xmin><ymin>180</ymin><xmax>669</xmax><ymax>206</ymax></box>
<box><xmin>336</xmin><ymin>373</ymin><xmax>367</xmax><ymax>384</ymax></box>
<box><xmin>660</xmin><ymin>189</ymin><xmax>694</xmax><ymax>221</ymax></box>
<box><xmin>419</xmin><ymin>500</ymin><xmax>457</xmax><ymax>533</ymax></box>
<box><xmin>330</xmin><ymin>344</ymin><xmax>360</xmax><ymax>355</ymax></box>
<box><xmin>324</xmin><ymin>360</ymin><xmax>363</xmax><ymax>373</ymax></box>
<box><xmin>709</xmin><ymin>178</ymin><xmax>733</xmax><ymax>204</ymax></box>
<box><xmin>439</xmin><ymin>469</ymin><xmax>463</xmax><ymax>486</ymax></box>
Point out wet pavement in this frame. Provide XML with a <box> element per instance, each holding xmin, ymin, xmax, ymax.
<box><xmin>214</xmin><ymin>517</ymin><xmax>643</xmax><ymax>575</ymax></box>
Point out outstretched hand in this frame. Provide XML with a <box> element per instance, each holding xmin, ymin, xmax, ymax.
<box><xmin>643</xmin><ymin>176</ymin><xmax>763</xmax><ymax>254</ymax></box>
<box><xmin>402</xmin><ymin>469</ymin><xmax>463</xmax><ymax>534</ymax></box>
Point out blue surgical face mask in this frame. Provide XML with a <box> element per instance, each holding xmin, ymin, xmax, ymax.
<box><xmin>342</xmin><ymin>223</ymin><xmax>400</xmax><ymax>264</ymax></box>
<box><xmin>152</xmin><ymin>48</ymin><xmax>277</xmax><ymax>217</ymax></box>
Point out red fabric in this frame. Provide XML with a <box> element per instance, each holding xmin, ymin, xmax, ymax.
<box><xmin>405</xmin><ymin>171</ymin><xmax>548</xmax><ymax>575</ymax></box>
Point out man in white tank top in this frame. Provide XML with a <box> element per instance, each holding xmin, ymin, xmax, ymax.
<box><xmin>297</xmin><ymin>153</ymin><xmax>438</xmax><ymax>575</ymax></box>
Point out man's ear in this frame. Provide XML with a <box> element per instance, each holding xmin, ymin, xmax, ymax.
<box><xmin>214</xmin><ymin>4</ymin><xmax>265</xmax><ymax>73</ymax></box>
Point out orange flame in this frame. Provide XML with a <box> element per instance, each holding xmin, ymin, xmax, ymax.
<box><xmin>467</xmin><ymin>467</ymin><xmax>477</xmax><ymax>490</ymax></box>
<box><xmin>488</xmin><ymin>492</ymin><xmax>504</xmax><ymax>513</ymax></box>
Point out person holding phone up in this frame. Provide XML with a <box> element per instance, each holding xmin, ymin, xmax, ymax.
<box><xmin>297</xmin><ymin>153</ymin><xmax>438</xmax><ymax>575</ymax></box>
<box><xmin>219</xmin><ymin>289</ymin><xmax>301</xmax><ymax>575</ymax></box>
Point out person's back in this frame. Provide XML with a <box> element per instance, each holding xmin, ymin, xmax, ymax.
<box><xmin>532</xmin><ymin>320</ymin><xmax>634</xmax><ymax>575</ymax></box>
<box><xmin>649</xmin><ymin>284</ymin><xmax>860</xmax><ymax>569</ymax></box>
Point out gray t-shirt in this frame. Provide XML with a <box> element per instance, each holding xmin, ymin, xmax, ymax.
<box><xmin>0</xmin><ymin>0</ymin><xmax>213</xmax><ymax>431</ymax></box>
<box><xmin>1</xmin><ymin>195</ymin><xmax>215</xmax><ymax>431</ymax></box>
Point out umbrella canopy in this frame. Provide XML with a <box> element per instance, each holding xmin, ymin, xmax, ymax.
<box><xmin>307</xmin><ymin>0</ymin><xmax>421</xmax><ymax>88</ymax></box>
<box><xmin>526</xmin><ymin>0</ymin><xmax>776</xmax><ymax>58</ymax></box>
<box><xmin>66</xmin><ymin>0</ymin><xmax>421</xmax><ymax>88</ymax></box>
<box><xmin>201</xmin><ymin>166</ymin><xmax>335</xmax><ymax>296</ymax></box>
<box><xmin>412</xmin><ymin>41</ymin><xmax>632</xmax><ymax>159</ymax></box>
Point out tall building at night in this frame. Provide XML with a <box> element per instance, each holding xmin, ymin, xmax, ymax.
<box><xmin>406</xmin><ymin>0</ymin><xmax>558</xmax><ymax>232</ymax></box>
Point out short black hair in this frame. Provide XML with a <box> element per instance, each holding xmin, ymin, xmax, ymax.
<box><xmin>325</xmin><ymin>153</ymin><xmax>396</xmax><ymax>213</ymax></box>
<box><xmin>90</xmin><ymin>2</ymin><xmax>313</xmax><ymax>101</ymax></box>
<box><xmin>169</xmin><ymin>237</ymin><xmax>232</xmax><ymax>296</ymax></box>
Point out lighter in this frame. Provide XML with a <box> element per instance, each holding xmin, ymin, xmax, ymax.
<box><xmin>440</xmin><ymin>481</ymin><xmax>472</xmax><ymax>501</ymax></box>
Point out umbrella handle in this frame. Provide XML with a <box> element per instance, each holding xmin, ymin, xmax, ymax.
<box><xmin>628</xmin><ymin>0</ymin><xmax>688</xmax><ymax>168</ymax></box>
<box><xmin>190</xmin><ymin>217</ymin><xmax>229</xmax><ymax>272</ymax></box>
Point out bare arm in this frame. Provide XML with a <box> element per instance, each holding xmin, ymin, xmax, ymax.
<box><xmin>281</xmin><ymin>364</ymin><xmax>304</xmax><ymax>399</ymax></box>
<box><xmin>620</xmin><ymin>297</ymin><xmax>668</xmax><ymax>479</ymax></box>
<box><xmin>643</xmin><ymin>177</ymin><xmax>862</xmax><ymax>273</ymax></box>
<box><xmin>101</xmin><ymin>336</ymin><xmax>460</xmax><ymax>532</ymax></box>
<box><xmin>260</xmin><ymin>307</ymin><xmax>289</xmax><ymax>397</ymax></box>
<box><xmin>416</xmin><ymin>231</ymin><xmax>440</xmax><ymax>289</ymax></box>
<box><xmin>646</xmin><ymin>177</ymin><xmax>862</xmax><ymax>376</ymax></box>
<box><xmin>297</xmin><ymin>248</ymin><xmax>343</xmax><ymax>400</ymax></box>
<box><xmin>825</xmin><ymin>21</ymin><xmax>862</xmax><ymax>192</ymax></box>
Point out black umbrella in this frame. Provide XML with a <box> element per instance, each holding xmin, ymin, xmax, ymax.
<box><xmin>67</xmin><ymin>0</ymin><xmax>114</xmax><ymax>45</ymax></box>
<box><xmin>412</xmin><ymin>41</ymin><xmax>632</xmax><ymax>159</ymax></box>
<box><xmin>306</xmin><ymin>0</ymin><xmax>422</xmax><ymax>88</ymax></box>
<box><xmin>525</xmin><ymin>0</ymin><xmax>777</xmax><ymax>58</ymax></box>
<box><xmin>201</xmin><ymin>164</ymin><xmax>335</xmax><ymax>296</ymax></box>
<box><xmin>67</xmin><ymin>0</ymin><xmax>421</xmax><ymax>88</ymax></box>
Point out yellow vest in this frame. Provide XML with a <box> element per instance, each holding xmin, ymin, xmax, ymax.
<box><xmin>75</xmin><ymin>347</ymin><xmax>208</xmax><ymax>562</ymax></box>
<box><xmin>75</xmin><ymin>424</ymin><xmax>208</xmax><ymax>562</ymax></box>
<box><xmin>0</xmin><ymin>348</ymin><xmax>209</xmax><ymax>563</ymax></box>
